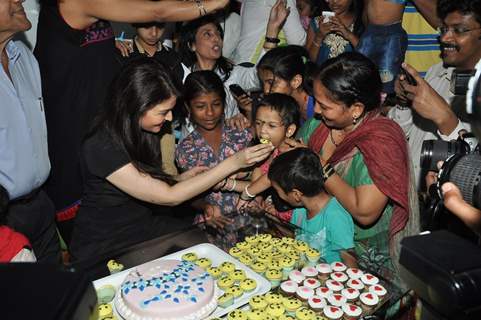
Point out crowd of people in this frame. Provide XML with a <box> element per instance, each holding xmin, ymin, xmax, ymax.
<box><xmin>1</xmin><ymin>0</ymin><xmax>481</xmax><ymax>316</ymax></box>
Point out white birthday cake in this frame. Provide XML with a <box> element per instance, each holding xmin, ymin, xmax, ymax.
<box><xmin>115</xmin><ymin>259</ymin><xmax>217</xmax><ymax>320</ymax></box>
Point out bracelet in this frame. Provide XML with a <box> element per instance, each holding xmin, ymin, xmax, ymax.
<box><xmin>244</xmin><ymin>185</ymin><xmax>256</xmax><ymax>198</ymax></box>
<box><xmin>265</xmin><ymin>36</ymin><xmax>280</xmax><ymax>44</ymax></box>
<box><xmin>195</xmin><ymin>0</ymin><xmax>207</xmax><ymax>16</ymax></box>
<box><xmin>240</xmin><ymin>193</ymin><xmax>252</xmax><ymax>201</ymax></box>
<box><xmin>322</xmin><ymin>163</ymin><xmax>336</xmax><ymax>181</ymax></box>
<box><xmin>227</xmin><ymin>179</ymin><xmax>237</xmax><ymax>191</ymax></box>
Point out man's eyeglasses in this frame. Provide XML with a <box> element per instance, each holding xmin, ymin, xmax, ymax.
<box><xmin>437</xmin><ymin>26</ymin><xmax>481</xmax><ymax>36</ymax></box>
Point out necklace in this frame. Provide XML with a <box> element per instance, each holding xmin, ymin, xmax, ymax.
<box><xmin>329</xmin><ymin>130</ymin><xmax>339</xmax><ymax>147</ymax></box>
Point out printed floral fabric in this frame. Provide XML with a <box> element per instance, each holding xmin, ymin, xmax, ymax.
<box><xmin>175</xmin><ymin>124</ymin><xmax>253</xmax><ymax>250</ymax></box>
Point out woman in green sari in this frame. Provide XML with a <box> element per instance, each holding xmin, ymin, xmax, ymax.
<box><xmin>294</xmin><ymin>52</ymin><xmax>419</xmax><ymax>288</ymax></box>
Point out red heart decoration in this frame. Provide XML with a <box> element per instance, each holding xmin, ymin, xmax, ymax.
<box><xmin>335</xmin><ymin>272</ymin><xmax>343</xmax><ymax>277</ymax></box>
<box><xmin>366</xmin><ymin>293</ymin><xmax>373</xmax><ymax>300</ymax></box>
<box><xmin>321</xmin><ymin>287</ymin><xmax>329</xmax><ymax>293</ymax></box>
<box><xmin>352</xmin><ymin>280</ymin><xmax>359</xmax><ymax>285</ymax></box>
<box><xmin>352</xmin><ymin>269</ymin><xmax>359</xmax><ymax>273</ymax></box>
<box><xmin>347</xmin><ymin>288</ymin><xmax>355</xmax><ymax>293</ymax></box>
<box><xmin>313</xmin><ymin>298</ymin><xmax>321</xmax><ymax>303</ymax></box>
<box><xmin>350</xmin><ymin>305</ymin><xmax>357</xmax><ymax>311</ymax></box>
<box><xmin>335</xmin><ymin>263</ymin><xmax>343</xmax><ymax>267</ymax></box>
<box><xmin>330</xmin><ymin>306</ymin><xmax>339</xmax><ymax>312</ymax></box>
<box><xmin>366</xmin><ymin>275</ymin><xmax>374</xmax><ymax>280</ymax></box>
<box><xmin>334</xmin><ymin>295</ymin><xmax>342</xmax><ymax>300</ymax></box>
<box><xmin>375</xmin><ymin>286</ymin><xmax>383</xmax><ymax>291</ymax></box>
<box><xmin>332</xmin><ymin>281</ymin><xmax>340</xmax><ymax>286</ymax></box>
<box><xmin>307</xmin><ymin>279</ymin><xmax>315</xmax><ymax>284</ymax></box>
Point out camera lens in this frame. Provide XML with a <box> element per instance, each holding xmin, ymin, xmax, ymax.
<box><xmin>438</xmin><ymin>154</ymin><xmax>481</xmax><ymax>208</ymax></box>
<box><xmin>421</xmin><ymin>140</ymin><xmax>470</xmax><ymax>171</ymax></box>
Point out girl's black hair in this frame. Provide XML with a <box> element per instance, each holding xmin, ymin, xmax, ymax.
<box><xmin>316</xmin><ymin>52</ymin><xmax>382</xmax><ymax>113</ymax></box>
<box><xmin>183</xmin><ymin>70</ymin><xmax>226</xmax><ymax>121</ymax></box>
<box><xmin>349</xmin><ymin>0</ymin><xmax>365</xmax><ymax>38</ymax></box>
<box><xmin>257</xmin><ymin>45</ymin><xmax>318</xmax><ymax>95</ymax></box>
<box><xmin>178</xmin><ymin>15</ymin><xmax>234</xmax><ymax>81</ymax></box>
<box><xmin>268</xmin><ymin>148</ymin><xmax>324</xmax><ymax>197</ymax></box>
<box><xmin>254</xmin><ymin>93</ymin><xmax>301</xmax><ymax>130</ymax></box>
<box><xmin>89</xmin><ymin>58</ymin><xmax>179</xmax><ymax>184</ymax></box>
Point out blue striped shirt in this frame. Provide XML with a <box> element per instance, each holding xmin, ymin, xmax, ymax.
<box><xmin>0</xmin><ymin>41</ymin><xmax>50</xmax><ymax>200</ymax></box>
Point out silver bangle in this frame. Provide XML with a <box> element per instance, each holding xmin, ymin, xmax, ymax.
<box><xmin>244</xmin><ymin>185</ymin><xmax>256</xmax><ymax>198</ymax></box>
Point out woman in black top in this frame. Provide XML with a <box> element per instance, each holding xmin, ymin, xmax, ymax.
<box><xmin>69</xmin><ymin>59</ymin><xmax>273</xmax><ymax>262</ymax></box>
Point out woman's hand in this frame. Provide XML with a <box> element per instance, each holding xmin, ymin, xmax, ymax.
<box><xmin>204</xmin><ymin>204</ymin><xmax>232</xmax><ymax>229</ymax></box>
<box><xmin>226</xmin><ymin>113</ymin><xmax>251</xmax><ymax>131</ymax></box>
<box><xmin>177</xmin><ymin>166</ymin><xmax>209</xmax><ymax>181</ymax></box>
<box><xmin>234</xmin><ymin>144</ymin><xmax>274</xmax><ymax>168</ymax></box>
<box><xmin>266</xmin><ymin>0</ymin><xmax>290</xmax><ymax>36</ymax></box>
<box><xmin>328</xmin><ymin>16</ymin><xmax>353</xmax><ymax>40</ymax></box>
<box><xmin>115</xmin><ymin>40</ymin><xmax>133</xmax><ymax>57</ymax></box>
<box><xmin>317</xmin><ymin>19</ymin><xmax>334</xmax><ymax>39</ymax></box>
<box><xmin>280</xmin><ymin>138</ymin><xmax>307</xmax><ymax>153</ymax></box>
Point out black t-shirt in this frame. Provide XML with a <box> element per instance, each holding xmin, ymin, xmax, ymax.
<box><xmin>70</xmin><ymin>129</ymin><xmax>179</xmax><ymax>262</ymax></box>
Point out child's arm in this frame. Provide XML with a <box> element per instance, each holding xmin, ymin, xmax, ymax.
<box><xmin>340</xmin><ymin>250</ymin><xmax>358</xmax><ymax>268</ymax></box>
<box><xmin>244</xmin><ymin>174</ymin><xmax>271</xmax><ymax>198</ymax></box>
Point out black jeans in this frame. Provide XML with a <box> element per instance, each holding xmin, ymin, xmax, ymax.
<box><xmin>7</xmin><ymin>189</ymin><xmax>61</xmax><ymax>264</ymax></box>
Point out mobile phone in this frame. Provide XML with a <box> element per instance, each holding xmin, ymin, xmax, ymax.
<box><xmin>229</xmin><ymin>84</ymin><xmax>248</xmax><ymax>97</ymax></box>
<box><xmin>400</xmin><ymin>67</ymin><xmax>417</xmax><ymax>86</ymax></box>
<box><xmin>321</xmin><ymin>11</ymin><xmax>335</xmax><ymax>23</ymax></box>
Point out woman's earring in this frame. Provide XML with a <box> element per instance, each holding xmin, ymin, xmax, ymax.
<box><xmin>352</xmin><ymin>116</ymin><xmax>358</xmax><ymax>124</ymax></box>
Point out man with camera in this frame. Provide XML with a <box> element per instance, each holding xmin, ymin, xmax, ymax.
<box><xmin>389</xmin><ymin>0</ymin><xmax>481</xmax><ymax>189</ymax></box>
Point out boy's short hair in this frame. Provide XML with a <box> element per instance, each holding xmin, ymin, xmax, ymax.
<box><xmin>268</xmin><ymin>148</ymin><xmax>324</xmax><ymax>197</ymax></box>
<box><xmin>254</xmin><ymin>93</ymin><xmax>301</xmax><ymax>128</ymax></box>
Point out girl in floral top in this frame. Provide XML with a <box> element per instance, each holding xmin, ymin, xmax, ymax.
<box><xmin>175</xmin><ymin>71</ymin><xmax>256</xmax><ymax>250</ymax></box>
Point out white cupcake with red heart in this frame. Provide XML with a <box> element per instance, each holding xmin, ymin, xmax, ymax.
<box><xmin>296</xmin><ymin>286</ymin><xmax>315</xmax><ymax>302</ymax></box>
<box><xmin>323</xmin><ymin>305</ymin><xmax>344</xmax><ymax>320</ymax></box>
<box><xmin>359</xmin><ymin>292</ymin><xmax>380</xmax><ymax>312</ymax></box>
<box><xmin>280</xmin><ymin>280</ymin><xmax>298</xmax><ymax>297</ymax></box>
<box><xmin>303</xmin><ymin>277</ymin><xmax>321</xmax><ymax>289</ymax></box>
<box><xmin>341</xmin><ymin>287</ymin><xmax>360</xmax><ymax>302</ymax></box>
<box><xmin>327</xmin><ymin>293</ymin><xmax>347</xmax><ymax>307</ymax></box>
<box><xmin>342</xmin><ymin>303</ymin><xmax>363</xmax><ymax>320</ymax></box>
<box><xmin>289</xmin><ymin>270</ymin><xmax>306</xmax><ymax>284</ymax></box>
<box><xmin>346</xmin><ymin>278</ymin><xmax>365</xmax><ymax>291</ymax></box>
<box><xmin>315</xmin><ymin>286</ymin><xmax>332</xmax><ymax>299</ymax></box>
<box><xmin>369</xmin><ymin>284</ymin><xmax>387</xmax><ymax>299</ymax></box>
<box><xmin>301</xmin><ymin>266</ymin><xmax>319</xmax><ymax>278</ymax></box>
<box><xmin>330</xmin><ymin>271</ymin><xmax>348</xmax><ymax>283</ymax></box>
<box><xmin>330</xmin><ymin>261</ymin><xmax>347</xmax><ymax>272</ymax></box>
<box><xmin>325</xmin><ymin>279</ymin><xmax>344</xmax><ymax>292</ymax></box>
<box><xmin>361</xmin><ymin>273</ymin><xmax>379</xmax><ymax>286</ymax></box>
<box><xmin>346</xmin><ymin>267</ymin><xmax>363</xmax><ymax>280</ymax></box>
<box><xmin>316</xmin><ymin>263</ymin><xmax>332</xmax><ymax>282</ymax></box>
<box><xmin>307</xmin><ymin>295</ymin><xmax>326</xmax><ymax>312</ymax></box>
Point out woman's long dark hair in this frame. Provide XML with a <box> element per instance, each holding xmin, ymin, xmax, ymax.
<box><xmin>317</xmin><ymin>52</ymin><xmax>382</xmax><ymax>113</ymax></box>
<box><xmin>89</xmin><ymin>58</ymin><xmax>179</xmax><ymax>184</ymax></box>
<box><xmin>178</xmin><ymin>15</ymin><xmax>234</xmax><ymax>81</ymax></box>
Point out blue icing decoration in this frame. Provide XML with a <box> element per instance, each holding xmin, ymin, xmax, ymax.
<box><xmin>153</xmin><ymin>296</ymin><xmax>160</xmax><ymax>301</ymax></box>
<box><xmin>164</xmin><ymin>285</ymin><xmax>170</xmax><ymax>289</ymax></box>
<box><xmin>196</xmin><ymin>282</ymin><xmax>203</xmax><ymax>286</ymax></box>
<box><xmin>123</xmin><ymin>288</ymin><xmax>130</xmax><ymax>295</ymax></box>
<box><xmin>139</xmin><ymin>285</ymin><xmax>145</xmax><ymax>291</ymax></box>
<box><xmin>165</xmin><ymin>294</ymin><xmax>172</xmax><ymax>299</ymax></box>
<box><xmin>182</xmin><ymin>278</ymin><xmax>188</xmax><ymax>282</ymax></box>
<box><xmin>174</xmin><ymin>297</ymin><xmax>180</xmax><ymax>303</ymax></box>
<box><xmin>183</xmin><ymin>290</ymin><xmax>189</xmax><ymax>295</ymax></box>
<box><xmin>190</xmin><ymin>297</ymin><xmax>197</xmax><ymax>303</ymax></box>
<box><xmin>198</xmin><ymin>287</ymin><xmax>205</xmax><ymax>292</ymax></box>
<box><xmin>184</xmin><ymin>285</ymin><xmax>191</xmax><ymax>289</ymax></box>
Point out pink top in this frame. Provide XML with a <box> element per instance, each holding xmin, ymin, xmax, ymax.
<box><xmin>260</xmin><ymin>148</ymin><xmax>280</xmax><ymax>174</ymax></box>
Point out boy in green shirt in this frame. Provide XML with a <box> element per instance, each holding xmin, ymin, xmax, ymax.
<box><xmin>268</xmin><ymin>148</ymin><xmax>356</xmax><ymax>265</ymax></box>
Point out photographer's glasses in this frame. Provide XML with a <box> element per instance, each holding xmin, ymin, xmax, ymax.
<box><xmin>437</xmin><ymin>25</ymin><xmax>481</xmax><ymax>36</ymax></box>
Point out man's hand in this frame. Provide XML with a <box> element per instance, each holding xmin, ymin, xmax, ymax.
<box><xmin>442</xmin><ymin>182</ymin><xmax>481</xmax><ymax>236</ymax></box>
<box><xmin>400</xmin><ymin>63</ymin><xmax>458</xmax><ymax>135</ymax></box>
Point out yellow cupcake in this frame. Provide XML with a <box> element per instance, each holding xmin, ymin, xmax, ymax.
<box><xmin>218</xmin><ymin>293</ymin><xmax>234</xmax><ymax>308</ymax></box>
<box><xmin>251</xmin><ymin>261</ymin><xmax>267</xmax><ymax>275</ymax></box>
<box><xmin>247</xmin><ymin>309</ymin><xmax>264</xmax><ymax>320</ymax></box>
<box><xmin>98</xmin><ymin>304</ymin><xmax>113</xmax><ymax>319</ymax></box>
<box><xmin>278</xmin><ymin>243</ymin><xmax>292</xmax><ymax>254</ymax></box>
<box><xmin>282</xmin><ymin>297</ymin><xmax>303</xmax><ymax>314</ymax></box>
<box><xmin>271</xmin><ymin>237</ymin><xmax>283</xmax><ymax>246</ymax></box>
<box><xmin>217</xmin><ymin>276</ymin><xmax>235</xmax><ymax>290</ymax></box>
<box><xmin>295</xmin><ymin>307</ymin><xmax>316</xmax><ymax>320</ymax></box>
<box><xmin>195</xmin><ymin>257</ymin><xmax>212</xmax><ymax>269</ymax></box>
<box><xmin>255</xmin><ymin>252</ymin><xmax>270</xmax><ymax>264</ymax></box>
<box><xmin>181</xmin><ymin>252</ymin><xmax>198</xmax><ymax>262</ymax></box>
<box><xmin>245</xmin><ymin>235</ymin><xmax>259</xmax><ymax>244</ymax></box>
<box><xmin>239</xmin><ymin>254</ymin><xmax>254</xmax><ymax>266</ymax></box>
<box><xmin>248</xmin><ymin>246</ymin><xmax>262</xmax><ymax>257</ymax></box>
<box><xmin>236</xmin><ymin>241</ymin><xmax>251</xmax><ymax>251</ymax></box>
<box><xmin>249</xmin><ymin>295</ymin><xmax>268</xmax><ymax>310</ymax></box>
<box><xmin>264</xmin><ymin>292</ymin><xmax>283</xmax><ymax>304</ymax></box>
<box><xmin>239</xmin><ymin>278</ymin><xmax>257</xmax><ymax>293</ymax></box>
<box><xmin>207</xmin><ymin>266</ymin><xmax>222</xmax><ymax>279</ymax></box>
<box><xmin>258</xmin><ymin>233</ymin><xmax>272</xmax><ymax>242</ymax></box>
<box><xmin>229</xmin><ymin>247</ymin><xmax>243</xmax><ymax>258</ymax></box>
<box><xmin>279</xmin><ymin>315</ymin><xmax>296</xmax><ymax>320</ymax></box>
<box><xmin>225</xmin><ymin>285</ymin><xmax>244</xmax><ymax>299</ymax></box>
<box><xmin>281</xmin><ymin>237</ymin><xmax>295</xmax><ymax>245</ymax></box>
<box><xmin>305</xmin><ymin>247</ymin><xmax>321</xmax><ymax>265</ymax></box>
<box><xmin>264</xmin><ymin>316</ymin><xmax>275</xmax><ymax>320</ymax></box>
<box><xmin>268</xmin><ymin>259</ymin><xmax>282</xmax><ymax>270</ymax></box>
<box><xmin>258</xmin><ymin>241</ymin><xmax>273</xmax><ymax>253</ymax></box>
<box><xmin>294</xmin><ymin>240</ymin><xmax>309</xmax><ymax>252</ymax></box>
<box><xmin>267</xmin><ymin>303</ymin><xmax>286</xmax><ymax>318</ymax></box>
<box><xmin>220</xmin><ymin>261</ymin><xmax>236</xmax><ymax>274</ymax></box>
<box><xmin>107</xmin><ymin>259</ymin><xmax>124</xmax><ymax>274</ymax></box>
<box><xmin>227</xmin><ymin>310</ymin><xmax>248</xmax><ymax>320</ymax></box>
<box><xmin>271</xmin><ymin>251</ymin><xmax>285</xmax><ymax>261</ymax></box>
<box><xmin>230</xmin><ymin>269</ymin><xmax>247</xmax><ymax>283</ymax></box>
<box><xmin>265</xmin><ymin>269</ymin><xmax>283</xmax><ymax>288</ymax></box>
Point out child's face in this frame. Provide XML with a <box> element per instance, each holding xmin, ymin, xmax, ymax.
<box><xmin>326</xmin><ymin>0</ymin><xmax>351</xmax><ymax>15</ymax></box>
<box><xmin>258</xmin><ymin>69</ymin><xmax>295</xmax><ymax>96</ymax></box>
<box><xmin>255</xmin><ymin>106</ymin><xmax>291</xmax><ymax>148</ymax></box>
<box><xmin>137</xmin><ymin>25</ymin><xmax>165</xmax><ymax>47</ymax></box>
<box><xmin>139</xmin><ymin>96</ymin><xmax>176</xmax><ymax>133</ymax></box>
<box><xmin>189</xmin><ymin>92</ymin><xmax>224</xmax><ymax>131</ymax></box>
<box><xmin>296</xmin><ymin>0</ymin><xmax>312</xmax><ymax>17</ymax></box>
